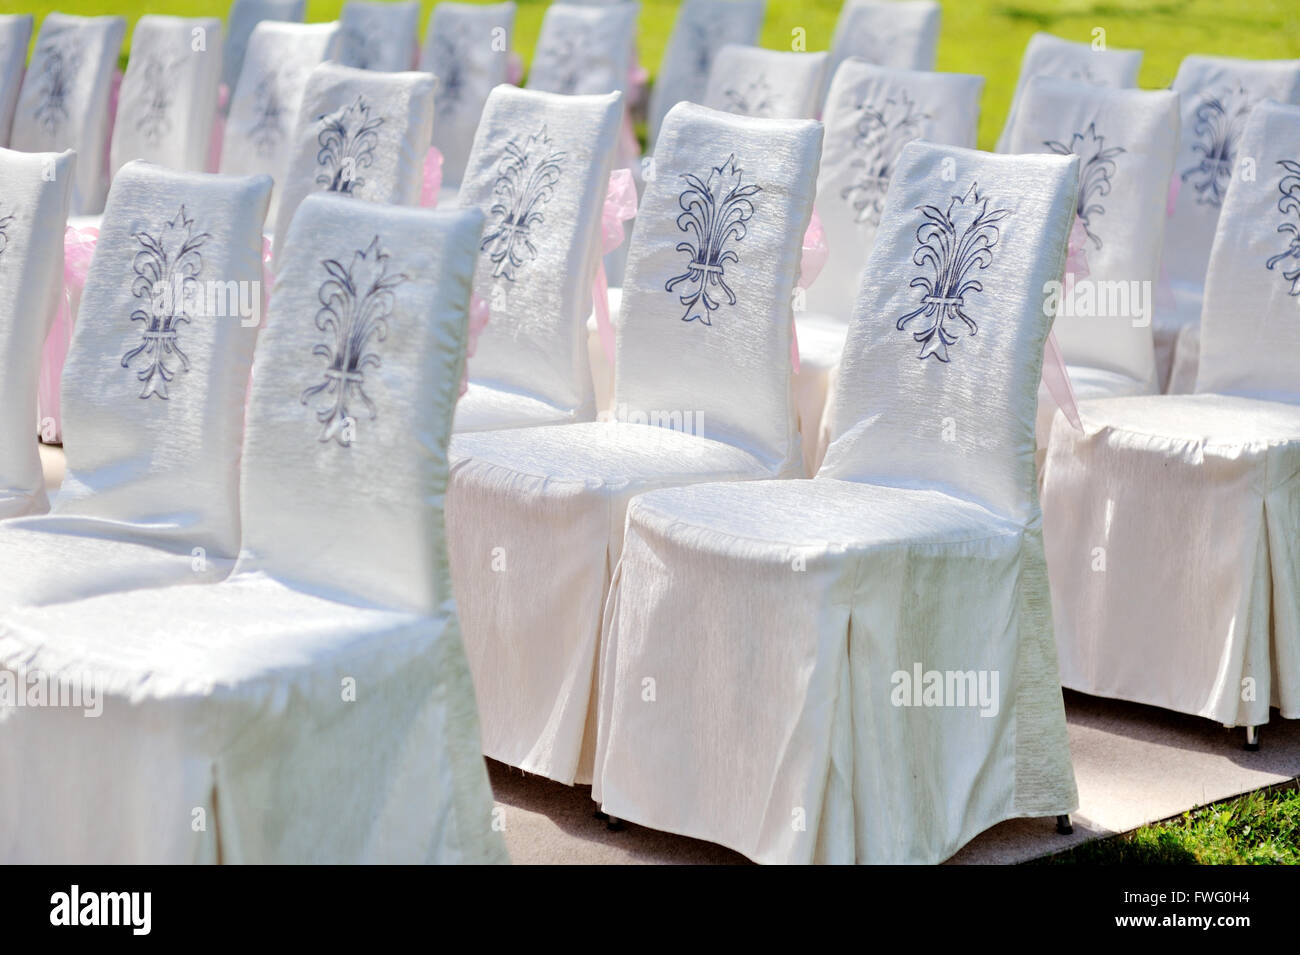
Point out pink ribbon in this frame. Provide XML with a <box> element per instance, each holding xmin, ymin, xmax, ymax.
<box><xmin>1064</xmin><ymin>215</ymin><xmax>1090</xmax><ymax>279</ymax></box>
<box><xmin>1154</xmin><ymin>176</ymin><xmax>1180</xmax><ymax>310</ymax></box>
<box><xmin>421</xmin><ymin>147</ymin><xmax>444</xmax><ymax>207</ymax></box>
<box><xmin>37</xmin><ymin>226</ymin><xmax>99</xmax><ymax>442</ymax></box>
<box><xmin>591</xmin><ymin>168</ymin><xmax>638</xmax><ymax>364</ymax></box>
<box><xmin>1041</xmin><ymin>331</ymin><xmax>1081</xmax><ymax>431</ymax></box>
<box><xmin>790</xmin><ymin>209</ymin><xmax>829</xmax><ymax>373</ymax></box>
<box><xmin>506</xmin><ymin>51</ymin><xmax>524</xmax><ymax>86</ymax></box>
<box><xmin>461</xmin><ymin>293</ymin><xmax>490</xmax><ymax>396</ymax></box>
<box><xmin>207</xmin><ymin>83</ymin><xmax>230</xmax><ymax>173</ymax></box>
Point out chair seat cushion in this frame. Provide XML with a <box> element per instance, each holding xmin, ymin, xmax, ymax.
<box><xmin>795</xmin><ymin>311</ymin><xmax>850</xmax><ymax>372</ymax></box>
<box><xmin>454</xmin><ymin>382</ymin><xmax>585</xmax><ymax>432</ymax></box>
<box><xmin>1074</xmin><ymin>393</ymin><xmax>1300</xmax><ymax>448</ymax></box>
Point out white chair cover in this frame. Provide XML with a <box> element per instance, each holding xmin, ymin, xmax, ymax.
<box><xmin>702</xmin><ymin>45</ymin><xmax>828</xmax><ymax>120</ymax></box>
<box><xmin>994</xmin><ymin>32</ymin><xmax>1142</xmax><ymax>154</ymax></box>
<box><xmin>110</xmin><ymin>16</ymin><xmax>224</xmax><ymax>179</ymax></box>
<box><xmin>0</xmin><ymin>148</ymin><xmax>74</xmax><ymax>519</ymax></box>
<box><xmin>419</xmin><ymin>2</ymin><xmax>516</xmax><ymax>190</ymax></box>
<box><xmin>1042</xmin><ymin>99</ymin><xmax>1300</xmax><ymax>729</ymax></box>
<box><xmin>222</xmin><ymin>0</ymin><xmax>305</xmax><ymax>94</ymax></box>
<box><xmin>10</xmin><ymin>14</ymin><xmax>126</xmax><ymax>214</ymax></box>
<box><xmin>526</xmin><ymin>3</ymin><xmax>639</xmax><ymax>97</ymax></box>
<box><xmin>446</xmin><ymin>103</ymin><xmax>821</xmax><ymax>785</ymax></box>
<box><xmin>272</xmin><ymin>62</ymin><xmax>435</xmax><ymax>264</ymax></box>
<box><xmin>593</xmin><ymin>142</ymin><xmax>1081</xmax><ymax>864</ymax></box>
<box><xmin>646</xmin><ymin>0</ymin><xmax>765</xmax><ymax>147</ymax></box>
<box><xmin>220</xmin><ymin>21</ymin><xmax>340</xmax><ymax>232</ymax></box>
<box><xmin>1007</xmin><ymin>78</ymin><xmax>1180</xmax><ymax>444</ymax></box>
<box><xmin>0</xmin><ymin>197</ymin><xmax>507</xmax><ymax>864</ymax></box>
<box><xmin>0</xmin><ymin>15</ymin><xmax>33</xmax><ymax>147</ymax></box>
<box><xmin>337</xmin><ymin>0</ymin><xmax>420</xmax><ymax>73</ymax></box>
<box><xmin>0</xmin><ymin>162</ymin><xmax>271</xmax><ymax>610</ymax></box>
<box><xmin>455</xmin><ymin>87</ymin><xmax>623</xmax><ymax>432</ymax></box>
<box><xmin>822</xmin><ymin>0</ymin><xmax>940</xmax><ymax>103</ymax></box>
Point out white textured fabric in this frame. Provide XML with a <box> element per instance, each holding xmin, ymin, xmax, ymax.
<box><xmin>0</xmin><ymin>199</ymin><xmax>507</xmax><ymax>864</ymax></box>
<box><xmin>272</xmin><ymin>63</ymin><xmax>435</xmax><ymax>267</ymax></box>
<box><xmin>995</xmin><ymin>33</ymin><xmax>1142</xmax><ymax>154</ymax></box>
<box><xmin>220</xmin><ymin>21</ymin><xmax>340</xmax><ymax>232</ymax></box>
<box><xmin>222</xmin><ymin>0</ymin><xmax>305</xmax><ymax>93</ymax></box>
<box><xmin>0</xmin><ymin>15</ymin><xmax>33</xmax><ymax>147</ymax></box>
<box><xmin>526</xmin><ymin>3</ymin><xmax>639</xmax><ymax>97</ymax></box>
<box><xmin>703</xmin><ymin>46</ymin><xmax>828</xmax><ymax>120</ymax></box>
<box><xmin>0</xmin><ymin>148</ymin><xmax>74</xmax><ymax>519</ymax></box>
<box><xmin>1042</xmin><ymin>100</ymin><xmax>1300</xmax><ymax>728</ymax></box>
<box><xmin>447</xmin><ymin>103</ymin><xmax>822</xmax><ymax>784</ymax></box>
<box><xmin>822</xmin><ymin>0</ymin><xmax>940</xmax><ymax>103</ymax></box>
<box><xmin>1167</xmin><ymin>322</ymin><xmax>1200</xmax><ymax>394</ymax></box>
<box><xmin>0</xmin><ymin>162</ymin><xmax>271</xmax><ymax>611</ymax></box>
<box><xmin>337</xmin><ymin>0</ymin><xmax>420</xmax><ymax>73</ymax></box>
<box><xmin>646</xmin><ymin>0</ymin><xmax>764</xmax><ymax>147</ymax></box>
<box><xmin>420</xmin><ymin>2</ymin><xmax>516</xmax><ymax>190</ymax></box>
<box><xmin>454</xmin><ymin>87</ymin><xmax>622</xmax><ymax>432</ymax></box>
<box><xmin>593</xmin><ymin>142</ymin><xmax>1081</xmax><ymax>864</ymax></box>
<box><xmin>110</xmin><ymin>16</ymin><xmax>224</xmax><ymax>179</ymax></box>
<box><xmin>10</xmin><ymin>14</ymin><xmax>126</xmax><ymax>214</ymax></box>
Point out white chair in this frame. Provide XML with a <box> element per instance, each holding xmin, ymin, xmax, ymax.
<box><xmin>995</xmin><ymin>32</ymin><xmax>1142</xmax><ymax>154</ymax></box>
<box><xmin>1007</xmin><ymin>78</ymin><xmax>1180</xmax><ymax>447</ymax></box>
<box><xmin>801</xmin><ymin>58</ymin><xmax>982</xmax><ymax>474</ymax></box>
<box><xmin>0</xmin><ymin>162</ymin><xmax>271</xmax><ymax>610</ymax></box>
<box><xmin>526</xmin><ymin>3</ymin><xmax>640</xmax><ymax>98</ymax></box>
<box><xmin>647</xmin><ymin>0</ymin><xmax>765</xmax><ymax>147</ymax></box>
<box><xmin>220</xmin><ymin>20</ymin><xmax>340</xmax><ymax>232</ymax></box>
<box><xmin>0</xmin><ymin>14</ymin><xmax>33</xmax><ymax>146</ymax></box>
<box><xmin>0</xmin><ymin>148</ymin><xmax>74</xmax><ymax>519</ymax></box>
<box><xmin>703</xmin><ymin>45</ymin><xmax>828</xmax><ymax>120</ymax></box>
<box><xmin>1154</xmin><ymin>55</ymin><xmax>1300</xmax><ymax>391</ymax></box>
<box><xmin>419</xmin><ymin>2</ymin><xmax>517</xmax><ymax>193</ymax></box>
<box><xmin>109</xmin><ymin>16</ymin><xmax>224</xmax><ymax>179</ymax></box>
<box><xmin>337</xmin><ymin>0</ymin><xmax>420</xmax><ymax>73</ymax></box>
<box><xmin>447</xmin><ymin>103</ymin><xmax>822</xmax><ymax>785</ymax></box>
<box><xmin>1042</xmin><ymin>99</ymin><xmax>1300</xmax><ymax>744</ymax></box>
<box><xmin>593</xmin><ymin>142</ymin><xmax>1081</xmax><ymax>864</ymax></box>
<box><xmin>272</xmin><ymin>62</ymin><xmax>435</xmax><ymax>265</ymax></box>
<box><xmin>10</xmin><ymin>14</ymin><xmax>126</xmax><ymax>214</ymax></box>
<box><xmin>455</xmin><ymin>87</ymin><xmax>623</xmax><ymax>432</ymax></box>
<box><xmin>222</xmin><ymin>0</ymin><xmax>304</xmax><ymax>95</ymax></box>
<box><xmin>0</xmin><ymin>196</ymin><xmax>506</xmax><ymax>865</ymax></box>
<box><xmin>821</xmin><ymin>0</ymin><xmax>940</xmax><ymax>103</ymax></box>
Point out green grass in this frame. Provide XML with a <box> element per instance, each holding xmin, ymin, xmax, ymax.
<box><xmin>1038</xmin><ymin>784</ymin><xmax>1300</xmax><ymax>864</ymax></box>
<box><xmin>20</xmin><ymin>0</ymin><xmax>1300</xmax><ymax>148</ymax></box>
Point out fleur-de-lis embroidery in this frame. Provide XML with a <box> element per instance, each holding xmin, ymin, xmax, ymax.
<box><xmin>664</xmin><ymin>154</ymin><xmax>761</xmax><ymax>326</ymax></box>
<box><xmin>340</xmin><ymin>27</ymin><xmax>383</xmax><ymax>71</ymax></box>
<box><xmin>134</xmin><ymin>54</ymin><xmax>177</xmax><ymax>145</ymax></box>
<box><xmin>841</xmin><ymin>91</ymin><xmax>929</xmax><ymax>226</ymax></box>
<box><xmin>896</xmin><ymin>182</ymin><xmax>1011</xmax><ymax>362</ymax></box>
<box><xmin>723</xmin><ymin>74</ymin><xmax>776</xmax><ymax>117</ymax></box>
<box><xmin>479</xmin><ymin>125</ymin><xmax>566</xmax><ymax>281</ymax></box>
<box><xmin>1045</xmin><ymin>123</ymin><xmax>1125</xmax><ymax>249</ymax></box>
<box><xmin>300</xmin><ymin>237</ymin><xmax>407</xmax><ymax>446</ymax></box>
<box><xmin>1181</xmin><ymin>86</ymin><xmax>1254</xmax><ymax>208</ymax></box>
<box><xmin>121</xmin><ymin>205</ymin><xmax>210</xmax><ymax>399</ymax></box>
<box><xmin>428</xmin><ymin>28</ymin><xmax>469</xmax><ymax>116</ymax></box>
<box><xmin>0</xmin><ymin>208</ymin><xmax>15</xmax><ymax>258</ymax></box>
<box><xmin>686</xmin><ymin>20</ymin><xmax>717</xmax><ymax>78</ymax></box>
<box><xmin>533</xmin><ymin>30</ymin><xmax>589</xmax><ymax>94</ymax></box>
<box><xmin>1265</xmin><ymin>159</ymin><xmax>1300</xmax><ymax>297</ymax></box>
<box><xmin>249</xmin><ymin>67</ymin><xmax>292</xmax><ymax>156</ymax></box>
<box><xmin>315</xmin><ymin>95</ymin><xmax>385</xmax><ymax>196</ymax></box>
<box><xmin>33</xmin><ymin>37</ymin><xmax>82</xmax><ymax>135</ymax></box>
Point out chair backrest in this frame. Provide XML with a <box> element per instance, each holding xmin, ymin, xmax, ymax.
<box><xmin>272</xmin><ymin>62</ymin><xmax>436</xmax><ymax>263</ymax></box>
<box><xmin>419</xmin><ymin>1</ymin><xmax>517</xmax><ymax>188</ymax></box>
<box><xmin>110</xmin><ymin>16</ymin><xmax>224</xmax><ymax>179</ymax></box>
<box><xmin>56</xmin><ymin>162</ymin><xmax>272</xmax><ymax>557</ymax></box>
<box><xmin>1196</xmin><ymin>99</ymin><xmax>1300</xmax><ymax>405</ymax></box>
<box><xmin>220</xmin><ymin>20</ymin><xmax>340</xmax><ymax>231</ymax></box>
<box><xmin>823</xmin><ymin>0</ymin><xmax>940</xmax><ymax>102</ymax></box>
<box><xmin>0</xmin><ymin>148</ymin><xmax>74</xmax><ymax>518</ymax></box>
<box><xmin>0</xmin><ymin>15</ymin><xmax>33</xmax><ymax>147</ymax></box>
<box><xmin>222</xmin><ymin>0</ymin><xmax>305</xmax><ymax>93</ymax></box>
<box><xmin>10</xmin><ymin>14</ymin><xmax>126</xmax><ymax>214</ymax></box>
<box><xmin>1164</xmin><ymin>55</ymin><xmax>1300</xmax><ymax>294</ymax></box>
<box><xmin>337</xmin><ymin>0</ymin><xmax>420</xmax><ymax>73</ymax></box>
<box><xmin>820</xmin><ymin>143</ymin><xmax>1080</xmax><ymax>524</ymax></box>
<box><xmin>647</xmin><ymin>0</ymin><xmax>765</xmax><ymax>147</ymax></box>
<box><xmin>614</xmin><ymin>102</ymin><xmax>822</xmax><ymax>472</ymax></box>
<box><xmin>526</xmin><ymin>3</ymin><xmax>639</xmax><ymax>97</ymax></box>
<box><xmin>460</xmin><ymin>87</ymin><xmax>623</xmax><ymax>417</ymax></box>
<box><xmin>809</xmin><ymin>59</ymin><xmax>982</xmax><ymax>320</ymax></box>
<box><xmin>702</xmin><ymin>46</ymin><xmax>828</xmax><ymax>120</ymax></box>
<box><xmin>995</xmin><ymin>32</ymin><xmax>1142</xmax><ymax>153</ymax></box>
<box><xmin>1009</xmin><ymin>78</ymin><xmax>1180</xmax><ymax>388</ymax></box>
<box><xmin>236</xmin><ymin>197</ymin><xmax>483</xmax><ymax>615</ymax></box>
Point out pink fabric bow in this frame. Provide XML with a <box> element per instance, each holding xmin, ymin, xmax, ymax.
<box><xmin>506</xmin><ymin>52</ymin><xmax>524</xmax><ymax>86</ymax></box>
<box><xmin>461</xmin><ymin>293</ymin><xmax>491</xmax><ymax>396</ymax></box>
<box><xmin>591</xmin><ymin>168</ymin><xmax>639</xmax><ymax>364</ymax></box>
<box><xmin>207</xmin><ymin>83</ymin><xmax>230</xmax><ymax>173</ymax></box>
<box><xmin>37</xmin><ymin>226</ymin><xmax>99</xmax><ymax>443</ymax></box>
<box><xmin>1040</xmin><ymin>216</ymin><xmax>1089</xmax><ymax>432</ymax></box>
<box><xmin>790</xmin><ymin>209</ymin><xmax>829</xmax><ymax>374</ymax></box>
<box><xmin>1064</xmin><ymin>215</ymin><xmax>1090</xmax><ymax>280</ymax></box>
<box><xmin>421</xmin><ymin>147</ymin><xmax>444</xmax><ymax>207</ymax></box>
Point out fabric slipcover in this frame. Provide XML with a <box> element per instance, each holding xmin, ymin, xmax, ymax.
<box><xmin>0</xmin><ymin>15</ymin><xmax>33</xmax><ymax>147</ymax></box>
<box><xmin>0</xmin><ymin>148</ymin><xmax>75</xmax><ymax>519</ymax></box>
<box><xmin>222</xmin><ymin>0</ymin><xmax>305</xmax><ymax>95</ymax></box>
<box><xmin>454</xmin><ymin>87</ymin><xmax>623</xmax><ymax>433</ymax></box>
<box><xmin>10</xmin><ymin>14</ymin><xmax>126</xmax><ymax>214</ymax></box>
<box><xmin>447</xmin><ymin>103</ymin><xmax>822</xmax><ymax>785</ymax></box>
<box><xmin>1167</xmin><ymin>322</ymin><xmax>1200</xmax><ymax>395</ymax></box>
<box><xmin>337</xmin><ymin>0</ymin><xmax>420</xmax><ymax>73</ymax></box>
<box><xmin>821</xmin><ymin>0</ymin><xmax>940</xmax><ymax>103</ymax></box>
<box><xmin>526</xmin><ymin>3</ymin><xmax>639</xmax><ymax>98</ymax></box>
<box><xmin>703</xmin><ymin>46</ymin><xmax>828</xmax><ymax>121</ymax></box>
<box><xmin>592</xmin><ymin>141</ymin><xmax>1082</xmax><ymax>864</ymax></box>
<box><xmin>1042</xmin><ymin>100</ymin><xmax>1300</xmax><ymax>728</ymax></box>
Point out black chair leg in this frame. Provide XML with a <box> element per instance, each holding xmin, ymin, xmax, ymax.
<box><xmin>1244</xmin><ymin>725</ymin><xmax>1260</xmax><ymax>751</ymax></box>
<box><xmin>1056</xmin><ymin>814</ymin><xmax>1073</xmax><ymax>835</ymax></box>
